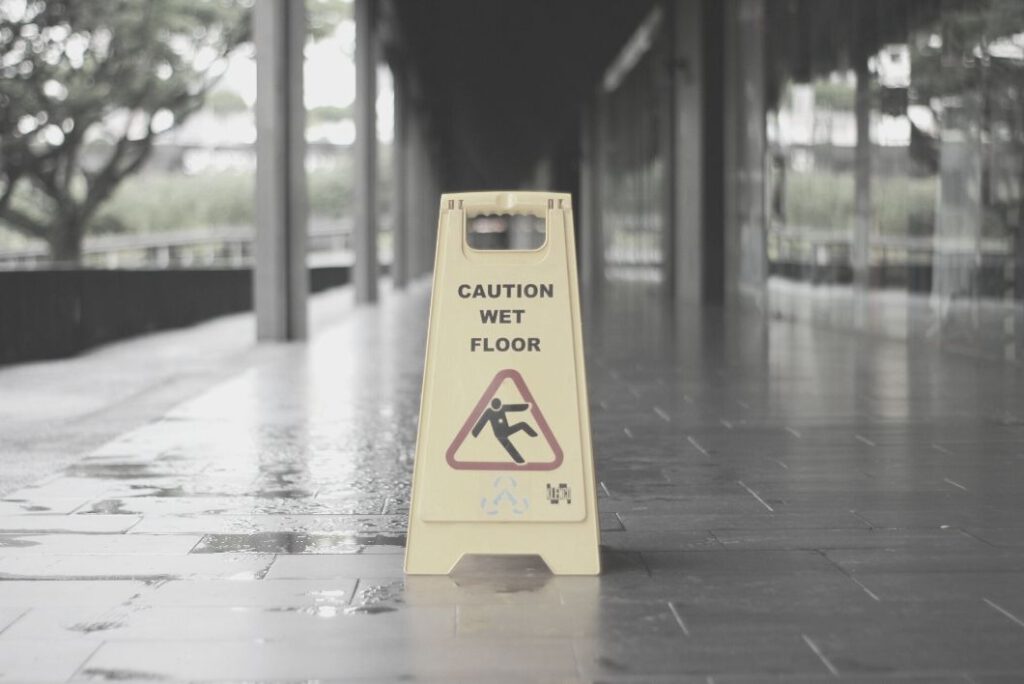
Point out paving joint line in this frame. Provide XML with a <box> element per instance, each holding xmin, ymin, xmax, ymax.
<box><xmin>958</xmin><ymin>528</ymin><xmax>999</xmax><ymax>548</ymax></box>
<box><xmin>943</xmin><ymin>477</ymin><xmax>968</xmax><ymax>491</ymax></box>
<box><xmin>0</xmin><ymin>608</ymin><xmax>28</xmax><ymax>638</ymax></box>
<box><xmin>737</xmin><ymin>480</ymin><xmax>774</xmax><ymax>512</ymax></box>
<box><xmin>121</xmin><ymin>516</ymin><xmax>146</xmax><ymax>534</ymax></box>
<box><xmin>850</xmin><ymin>510</ymin><xmax>875</xmax><ymax>529</ymax></box>
<box><xmin>613</xmin><ymin>512</ymin><xmax>625</xmax><ymax>531</ymax></box>
<box><xmin>687</xmin><ymin>436</ymin><xmax>709</xmax><ymax>456</ymax></box>
<box><xmin>854</xmin><ymin>434</ymin><xmax>876</xmax><ymax>447</ymax></box>
<box><xmin>667</xmin><ymin>601</ymin><xmax>690</xmax><ymax>636</ymax></box>
<box><xmin>68</xmin><ymin>641</ymin><xmax>107</xmax><ymax>682</ymax></box>
<box><xmin>802</xmin><ymin>634</ymin><xmax>839</xmax><ymax>676</ymax></box>
<box><xmin>815</xmin><ymin>549</ymin><xmax>881</xmax><ymax>602</ymax></box>
<box><xmin>984</xmin><ymin>598</ymin><xmax>1024</xmax><ymax>629</ymax></box>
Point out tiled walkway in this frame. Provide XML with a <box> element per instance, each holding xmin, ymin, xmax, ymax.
<box><xmin>1</xmin><ymin>280</ymin><xmax>1023</xmax><ymax>682</ymax></box>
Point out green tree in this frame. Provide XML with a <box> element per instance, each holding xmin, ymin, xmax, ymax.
<box><xmin>0</xmin><ymin>0</ymin><xmax>250</xmax><ymax>263</ymax></box>
<box><xmin>207</xmin><ymin>89</ymin><xmax>249</xmax><ymax>116</ymax></box>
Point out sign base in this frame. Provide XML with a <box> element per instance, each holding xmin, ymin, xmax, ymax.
<box><xmin>405</xmin><ymin>520</ymin><xmax>601</xmax><ymax>575</ymax></box>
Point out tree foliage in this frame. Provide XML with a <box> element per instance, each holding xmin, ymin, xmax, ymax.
<box><xmin>0</xmin><ymin>0</ymin><xmax>250</xmax><ymax>263</ymax></box>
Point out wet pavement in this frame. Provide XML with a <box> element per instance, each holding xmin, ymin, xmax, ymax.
<box><xmin>1</xmin><ymin>280</ymin><xmax>1023</xmax><ymax>682</ymax></box>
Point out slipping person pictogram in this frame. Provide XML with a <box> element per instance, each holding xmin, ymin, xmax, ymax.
<box><xmin>471</xmin><ymin>398</ymin><xmax>538</xmax><ymax>464</ymax></box>
<box><xmin>444</xmin><ymin>369</ymin><xmax>564</xmax><ymax>472</ymax></box>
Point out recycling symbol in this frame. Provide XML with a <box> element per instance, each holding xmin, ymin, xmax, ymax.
<box><xmin>480</xmin><ymin>476</ymin><xmax>530</xmax><ymax>516</ymax></box>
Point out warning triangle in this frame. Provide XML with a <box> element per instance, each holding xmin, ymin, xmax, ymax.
<box><xmin>446</xmin><ymin>369</ymin><xmax>563</xmax><ymax>471</ymax></box>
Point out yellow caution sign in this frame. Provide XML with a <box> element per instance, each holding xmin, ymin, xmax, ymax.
<box><xmin>405</xmin><ymin>191</ymin><xmax>600</xmax><ymax>575</ymax></box>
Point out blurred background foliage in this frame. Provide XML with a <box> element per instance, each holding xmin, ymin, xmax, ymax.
<box><xmin>0</xmin><ymin>0</ymin><xmax>252</xmax><ymax>261</ymax></box>
<box><xmin>0</xmin><ymin>0</ymin><xmax>379</xmax><ymax>265</ymax></box>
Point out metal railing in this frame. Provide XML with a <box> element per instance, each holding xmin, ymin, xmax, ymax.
<box><xmin>0</xmin><ymin>216</ymin><xmax>394</xmax><ymax>270</ymax></box>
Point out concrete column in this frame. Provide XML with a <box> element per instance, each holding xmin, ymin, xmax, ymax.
<box><xmin>852</xmin><ymin>50</ymin><xmax>873</xmax><ymax>289</ymax></box>
<box><xmin>426</xmin><ymin>132</ymin><xmax>439</xmax><ymax>275</ymax></box>
<box><xmin>579</xmin><ymin>98</ymin><xmax>604</xmax><ymax>296</ymax></box>
<box><xmin>254</xmin><ymin>0</ymin><xmax>308</xmax><ymax>340</ymax></box>
<box><xmin>415</xmin><ymin>121</ymin><xmax>436</xmax><ymax>277</ymax></box>
<box><xmin>405</xmin><ymin>112</ymin><xmax>422</xmax><ymax>279</ymax></box>
<box><xmin>671</xmin><ymin>0</ymin><xmax>705</xmax><ymax>304</ymax></box>
<box><xmin>702</xmin><ymin>0</ymin><xmax>726</xmax><ymax>304</ymax></box>
<box><xmin>669</xmin><ymin>0</ymin><xmax>726</xmax><ymax>305</ymax></box>
<box><xmin>722</xmin><ymin>0</ymin><xmax>741</xmax><ymax>303</ymax></box>
<box><xmin>662</xmin><ymin>11</ymin><xmax>678</xmax><ymax>298</ymax></box>
<box><xmin>391</xmin><ymin>65</ymin><xmax>409</xmax><ymax>288</ymax></box>
<box><xmin>723</xmin><ymin>0</ymin><xmax>767</xmax><ymax>307</ymax></box>
<box><xmin>354</xmin><ymin>0</ymin><xmax>378</xmax><ymax>303</ymax></box>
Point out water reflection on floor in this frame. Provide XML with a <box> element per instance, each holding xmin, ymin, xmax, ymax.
<box><xmin>0</xmin><ymin>280</ymin><xmax>1023</xmax><ymax>681</ymax></box>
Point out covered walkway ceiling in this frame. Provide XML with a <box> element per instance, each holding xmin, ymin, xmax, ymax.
<box><xmin>386</xmin><ymin>0</ymin><xmax>656</xmax><ymax>189</ymax></box>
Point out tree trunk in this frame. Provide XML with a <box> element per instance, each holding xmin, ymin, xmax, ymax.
<box><xmin>48</xmin><ymin>221</ymin><xmax>83</xmax><ymax>267</ymax></box>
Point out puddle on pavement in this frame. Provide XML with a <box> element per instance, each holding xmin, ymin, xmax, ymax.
<box><xmin>80</xmin><ymin>668</ymin><xmax>166</xmax><ymax>681</ymax></box>
<box><xmin>249</xmin><ymin>488</ymin><xmax>317</xmax><ymax>499</ymax></box>
<box><xmin>65</xmin><ymin>462</ymin><xmax>179</xmax><ymax>480</ymax></box>
<box><xmin>1</xmin><ymin>499</ymin><xmax>54</xmax><ymax>512</ymax></box>
<box><xmin>81</xmin><ymin>500</ymin><xmax>137</xmax><ymax>515</ymax></box>
<box><xmin>88</xmin><ymin>497</ymin><xmax>390</xmax><ymax>516</ymax></box>
<box><xmin>70</xmin><ymin>620</ymin><xmax>125</xmax><ymax>634</ymax></box>
<box><xmin>293</xmin><ymin>515</ymin><xmax>406</xmax><ymax>535</ymax></box>
<box><xmin>266</xmin><ymin>604</ymin><xmax>345</xmax><ymax>617</ymax></box>
<box><xmin>128</xmin><ymin>484</ymin><xmax>186</xmax><ymax>498</ymax></box>
<box><xmin>0</xmin><ymin>535</ymin><xmax>41</xmax><ymax>548</ymax></box>
<box><xmin>345</xmin><ymin>603</ymin><xmax>396</xmax><ymax>614</ymax></box>
<box><xmin>262</xmin><ymin>587</ymin><xmax>354</xmax><ymax>618</ymax></box>
<box><xmin>345</xmin><ymin>580</ymin><xmax>405</xmax><ymax>614</ymax></box>
<box><xmin>191</xmin><ymin>532</ymin><xmax>406</xmax><ymax>554</ymax></box>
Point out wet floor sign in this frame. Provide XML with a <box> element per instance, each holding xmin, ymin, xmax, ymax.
<box><xmin>405</xmin><ymin>191</ymin><xmax>599</xmax><ymax>575</ymax></box>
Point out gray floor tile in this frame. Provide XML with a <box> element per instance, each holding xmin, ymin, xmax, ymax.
<box><xmin>713</xmin><ymin>527</ymin><xmax>989</xmax><ymax>551</ymax></box>
<box><xmin>77</xmin><ymin>638</ymin><xmax>578</xmax><ymax>680</ymax></box>
<box><xmin>851</xmin><ymin>572</ymin><xmax>1024</xmax><ymax>602</ymax></box>
<box><xmin>0</xmin><ymin>533</ymin><xmax>200</xmax><ymax>555</ymax></box>
<box><xmin>642</xmin><ymin>550</ymin><xmax>843</xmax><ymax>575</ymax></box>
<box><xmin>825</xmin><ymin>547</ymin><xmax>1024</xmax><ymax>574</ymax></box>
<box><xmin>0</xmin><ymin>553</ymin><xmax>274</xmax><ymax>580</ymax></box>
<box><xmin>573</xmin><ymin>630</ymin><xmax>829</xmax><ymax>678</ymax></box>
<box><xmin>963</xmin><ymin>527</ymin><xmax>1024</xmax><ymax>547</ymax></box>
<box><xmin>129</xmin><ymin>513</ymin><xmax>407</xmax><ymax>535</ymax></box>
<box><xmin>0</xmin><ymin>608</ymin><xmax>26</xmax><ymax>635</ymax></box>
<box><xmin>5</xmin><ymin>604</ymin><xmax>455</xmax><ymax>641</ymax></box>
<box><xmin>0</xmin><ymin>498</ymin><xmax>89</xmax><ymax>515</ymax></box>
<box><xmin>457</xmin><ymin>601</ymin><xmax>679</xmax><ymax>639</ymax></box>
<box><xmin>0</xmin><ymin>640</ymin><xmax>99</xmax><ymax>682</ymax></box>
<box><xmin>0</xmin><ymin>581</ymin><xmax>148</xmax><ymax>608</ymax></box>
<box><xmin>0</xmin><ymin>515</ymin><xmax>140</xmax><ymax>534</ymax></box>
<box><xmin>265</xmin><ymin>553</ymin><xmax>405</xmax><ymax>579</ymax></box>
<box><xmin>143</xmin><ymin>578</ymin><xmax>357</xmax><ymax>607</ymax></box>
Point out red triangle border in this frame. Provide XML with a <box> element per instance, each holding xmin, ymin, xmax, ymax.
<box><xmin>445</xmin><ymin>369</ymin><xmax>564</xmax><ymax>471</ymax></box>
